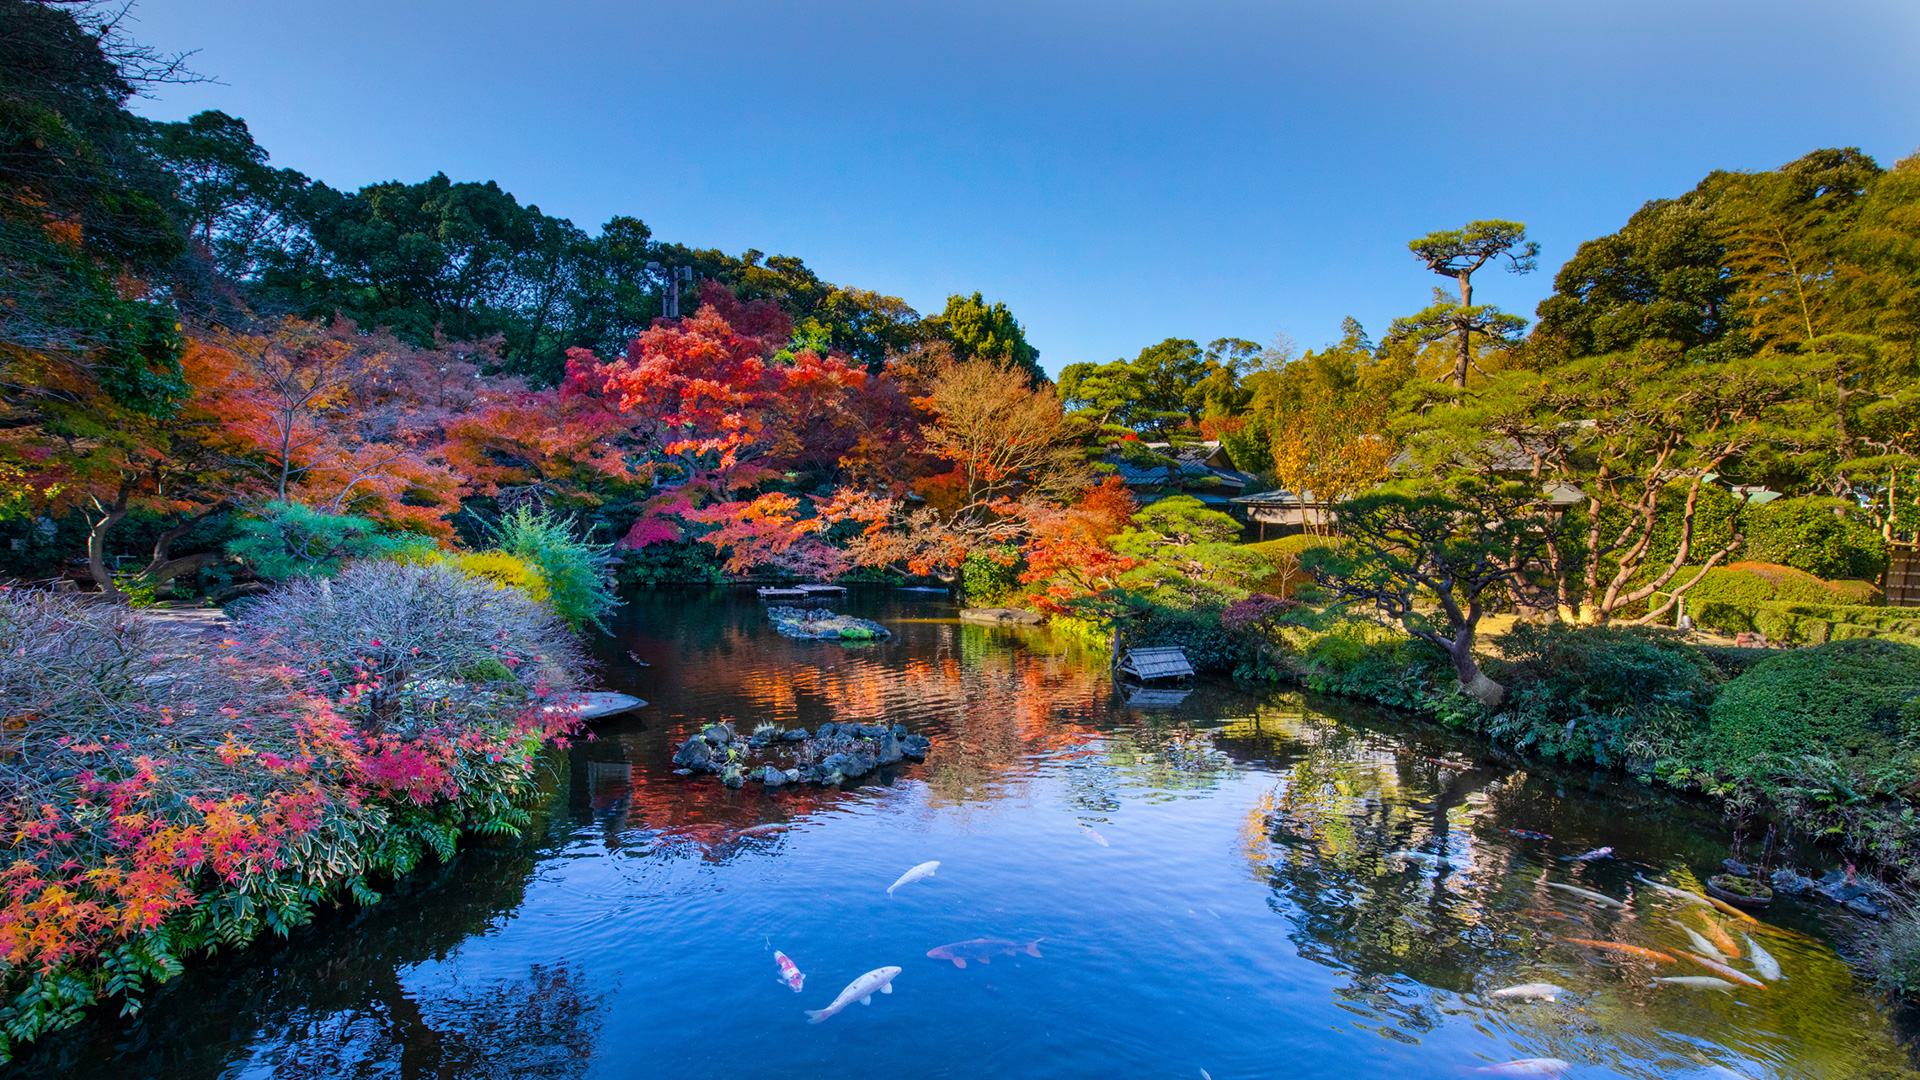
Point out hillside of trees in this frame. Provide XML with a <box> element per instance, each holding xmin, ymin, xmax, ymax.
<box><xmin>2</xmin><ymin>0</ymin><xmax>1915</xmax><ymax>613</ymax></box>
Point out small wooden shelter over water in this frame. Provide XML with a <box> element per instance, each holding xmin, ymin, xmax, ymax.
<box><xmin>1115</xmin><ymin>646</ymin><xmax>1195</xmax><ymax>683</ymax></box>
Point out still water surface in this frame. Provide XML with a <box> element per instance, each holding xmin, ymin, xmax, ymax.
<box><xmin>11</xmin><ymin>590</ymin><xmax>1917</xmax><ymax>1079</ymax></box>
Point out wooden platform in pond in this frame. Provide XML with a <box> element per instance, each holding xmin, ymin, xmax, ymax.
<box><xmin>1116</xmin><ymin>646</ymin><xmax>1194</xmax><ymax>683</ymax></box>
<box><xmin>756</xmin><ymin>584</ymin><xmax>847</xmax><ymax>601</ymax></box>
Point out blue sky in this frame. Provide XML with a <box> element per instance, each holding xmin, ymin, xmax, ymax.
<box><xmin>130</xmin><ymin>0</ymin><xmax>1919</xmax><ymax>375</ymax></box>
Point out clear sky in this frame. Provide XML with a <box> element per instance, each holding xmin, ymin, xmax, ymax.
<box><xmin>127</xmin><ymin>0</ymin><xmax>1920</xmax><ymax>375</ymax></box>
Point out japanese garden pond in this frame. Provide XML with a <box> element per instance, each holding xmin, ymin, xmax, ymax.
<box><xmin>9</xmin><ymin>589</ymin><xmax>1918</xmax><ymax>1079</ymax></box>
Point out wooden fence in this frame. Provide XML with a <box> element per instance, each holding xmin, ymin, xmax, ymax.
<box><xmin>1889</xmin><ymin>543</ymin><xmax>1920</xmax><ymax>607</ymax></box>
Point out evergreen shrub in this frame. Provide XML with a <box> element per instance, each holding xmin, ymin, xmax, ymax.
<box><xmin>960</xmin><ymin>546</ymin><xmax>1023</xmax><ymax>606</ymax></box>
<box><xmin>492</xmin><ymin>506</ymin><xmax>620</xmax><ymax>632</ymax></box>
<box><xmin>1743</xmin><ymin>498</ymin><xmax>1889</xmax><ymax>581</ymax></box>
<box><xmin>1486</xmin><ymin>622</ymin><xmax>1720</xmax><ymax>768</ymax></box>
<box><xmin>1702</xmin><ymin>638</ymin><xmax>1920</xmax><ymax>792</ymax></box>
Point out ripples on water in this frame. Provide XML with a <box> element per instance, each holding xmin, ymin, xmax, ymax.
<box><xmin>10</xmin><ymin>590</ymin><xmax>1916</xmax><ymax>1079</ymax></box>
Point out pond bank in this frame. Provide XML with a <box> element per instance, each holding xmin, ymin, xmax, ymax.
<box><xmin>10</xmin><ymin>588</ymin><xmax>1919</xmax><ymax>1079</ymax></box>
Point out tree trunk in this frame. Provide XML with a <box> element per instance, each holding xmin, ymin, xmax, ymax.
<box><xmin>1451</xmin><ymin>270</ymin><xmax>1474</xmax><ymax>389</ymax></box>
<box><xmin>87</xmin><ymin>486</ymin><xmax>133</xmax><ymax>594</ymax></box>
<box><xmin>143</xmin><ymin>505</ymin><xmax>229</xmax><ymax>586</ymax></box>
<box><xmin>1447</xmin><ymin>630</ymin><xmax>1504</xmax><ymax>709</ymax></box>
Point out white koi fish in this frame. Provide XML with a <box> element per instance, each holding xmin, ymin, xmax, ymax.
<box><xmin>1080</xmin><ymin>823</ymin><xmax>1110</xmax><ymax>847</ymax></box>
<box><xmin>804</xmin><ymin>965</ymin><xmax>902</xmax><ymax>1023</ymax></box>
<box><xmin>1634</xmin><ymin>873</ymin><xmax>1713</xmax><ymax>907</ymax></box>
<box><xmin>1675</xmin><ymin>922</ymin><xmax>1725</xmax><ymax>959</ymax></box>
<box><xmin>887</xmin><ymin>860</ymin><xmax>940</xmax><ymax>895</ymax></box>
<box><xmin>1546</xmin><ymin>881</ymin><xmax>1625</xmax><ymax>908</ymax></box>
<box><xmin>1491</xmin><ymin>982</ymin><xmax>1567</xmax><ymax>1001</ymax></box>
<box><xmin>1474</xmin><ymin>1059</ymin><xmax>1571</xmax><ymax>1076</ymax></box>
<box><xmin>1745</xmin><ymin>935</ymin><xmax>1782</xmax><ymax>981</ymax></box>
<box><xmin>1654</xmin><ymin>975</ymin><xmax>1736</xmax><ymax>992</ymax></box>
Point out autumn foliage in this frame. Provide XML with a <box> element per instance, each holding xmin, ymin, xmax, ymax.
<box><xmin>0</xmin><ymin>565</ymin><xmax>587</xmax><ymax>1061</ymax></box>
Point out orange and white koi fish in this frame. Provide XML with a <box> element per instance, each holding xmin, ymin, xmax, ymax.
<box><xmin>1697</xmin><ymin>914</ymin><xmax>1740</xmax><ymax>958</ymax></box>
<box><xmin>1676</xmin><ymin>922</ymin><xmax>1724</xmax><ymax>959</ymax></box>
<box><xmin>1683</xmin><ymin>952</ymin><xmax>1766</xmax><ymax>989</ymax></box>
<box><xmin>1705</xmin><ymin>895</ymin><xmax>1761</xmax><ymax>924</ymax></box>
<box><xmin>773</xmin><ymin>950</ymin><xmax>805</xmax><ymax>992</ymax></box>
<box><xmin>1560</xmin><ymin>937</ymin><xmax>1676</xmax><ymax>964</ymax></box>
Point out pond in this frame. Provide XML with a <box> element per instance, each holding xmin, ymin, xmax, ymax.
<box><xmin>9</xmin><ymin>590</ymin><xmax>1917</xmax><ymax>1079</ymax></box>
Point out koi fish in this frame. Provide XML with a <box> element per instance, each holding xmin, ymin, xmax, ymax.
<box><xmin>804</xmin><ymin>966</ymin><xmax>902</xmax><ymax>1023</ymax></box>
<box><xmin>1560</xmin><ymin>937</ymin><xmax>1676</xmax><ymax>964</ymax></box>
<box><xmin>1546</xmin><ymin>882</ymin><xmax>1626</xmax><ymax>908</ymax></box>
<box><xmin>1080</xmin><ymin>823</ymin><xmax>1110</xmax><ymax>847</ymax></box>
<box><xmin>1391</xmin><ymin>850</ymin><xmax>1455</xmax><ymax>868</ymax></box>
<box><xmin>1745</xmin><ymin>935</ymin><xmax>1782</xmax><ymax>981</ymax></box>
<box><xmin>1704</xmin><ymin>894</ymin><xmax>1761</xmax><ymax>923</ymax></box>
<box><xmin>925</xmin><ymin>938</ymin><xmax>1044</xmax><ymax>968</ymax></box>
<box><xmin>1491</xmin><ymin>982</ymin><xmax>1567</xmax><ymax>1001</ymax></box>
<box><xmin>1684</xmin><ymin>952</ymin><xmax>1765</xmax><ymax>989</ymax></box>
<box><xmin>773</xmin><ymin>950</ymin><xmax>805</xmax><ymax>992</ymax></box>
<box><xmin>1473</xmin><ymin>1060</ymin><xmax>1571</xmax><ymax>1076</ymax></box>
<box><xmin>1697</xmin><ymin>914</ymin><xmax>1740</xmax><ymax>958</ymax></box>
<box><xmin>886</xmin><ymin>860</ymin><xmax>940</xmax><ymax>895</ymax></box>
<box><xmin>1563</xmin><ymin>847</ymin><xmax>1614</xmax><ymax>862</ymax></box>
<box><xmin>1505</xmin><ymin>829</ymin><xmax>1554</xmax><ymax>840</ymax></box>
<box><xmin>1633</xmin><ymin>874</ymin><xmax>1713</xmax><ymax>907</ymax></box>
<box><xmin>1425</xmin><ymin>757</ymin><xmax>1473</xmax><ymax>770</ymax></box>
<box><xmin>1676</xmin><ymin>922</ymin><xmax>1725</xmax><ymax>959</ymax></box>
<box><xmin>1654</xmin><ymin>975</ymin><xmax>1735</xmax><ymax>993</ymax></box>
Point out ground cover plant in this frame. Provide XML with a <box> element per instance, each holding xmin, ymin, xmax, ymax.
<box><xmin>0</xmin><ymin>561</ymin><xmax>589</xmax><ymax>1062</ymax></box>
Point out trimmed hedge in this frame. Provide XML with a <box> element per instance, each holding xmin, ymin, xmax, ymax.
<box><xmin>1687</xmin><ymin>598</ymin><xmax>1920</xmax><ymax>647</ymax></box>
<box><xmin>1658</xmin><ymin>561</ymin><xmax>1912</xmax><ymax>645</ymax></box>
<box><xmin>1702</xmin><ymin>638</ymin><xmax>1920</xmax><ymax>795</ymax></box>
<box><xmin>1743</xmin><ymin>498</ymin><xmax>1889</xmax><ymax>581</ymax></box>
<box><xmin>1244</xmin><ymin>534</ymin><xmax>1343</xmax><ymax>598</ymax></box>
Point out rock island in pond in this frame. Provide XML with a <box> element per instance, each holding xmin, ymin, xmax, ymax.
<box><xmin>766</xmin><ymin>606</ymin><xmax>890</xmax><ymax>641</ymax></box>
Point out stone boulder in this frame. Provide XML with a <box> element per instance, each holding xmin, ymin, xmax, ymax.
<box><xmin>673</xmin><ymin>736</ymin><xmax>713</xmax><ymax>771</ymax></box>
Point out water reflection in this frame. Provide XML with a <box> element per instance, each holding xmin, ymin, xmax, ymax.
<box><xmin>8</xmin><ymin>589</ymin><xmax>1915</xmax><ymax>1080</ymax></box>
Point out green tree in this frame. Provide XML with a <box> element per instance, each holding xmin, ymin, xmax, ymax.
<box><xmin>1533</xmin><ymin>191</ymin><xmax>1741</xmax><ymax>361</ymax></box>
<box><xmin>1112</xmin><ymin>495</ymin><xmax>1266</xmax><ymax>613</ymax></box>
<box><xmin>1398</xmin><ymin>346</ymin><xmax>1797</xmax><ymax>624</ymax></box>
<box><xmin>256</xmin><ymin>172</ymin><xmax>590</xmax><ymax>381</ymax></box>
<box><xmin>0</xmin><ymin>0</ymin><xmax>190</xmax><ymax>407</ymax></box>
<box><xmin>1302</xmin><ymin>480</ymin><xmax>1555</xmax><ymax>708</ymax></box>
<box><xmin>922</xmin><ymin>292</ymin><xmax>1045</xmax><ymax>387</ymax></box>
<box><xmin>1389</xmin><ymin>220</ymin><xmax>1538</xmax><ymax>388</ymax></box>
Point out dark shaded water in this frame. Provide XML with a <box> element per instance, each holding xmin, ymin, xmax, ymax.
<box><xmin>9</xmin><ymin>590</ymin><xmax>1915</xmax><ymax>1079</ymax></box>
